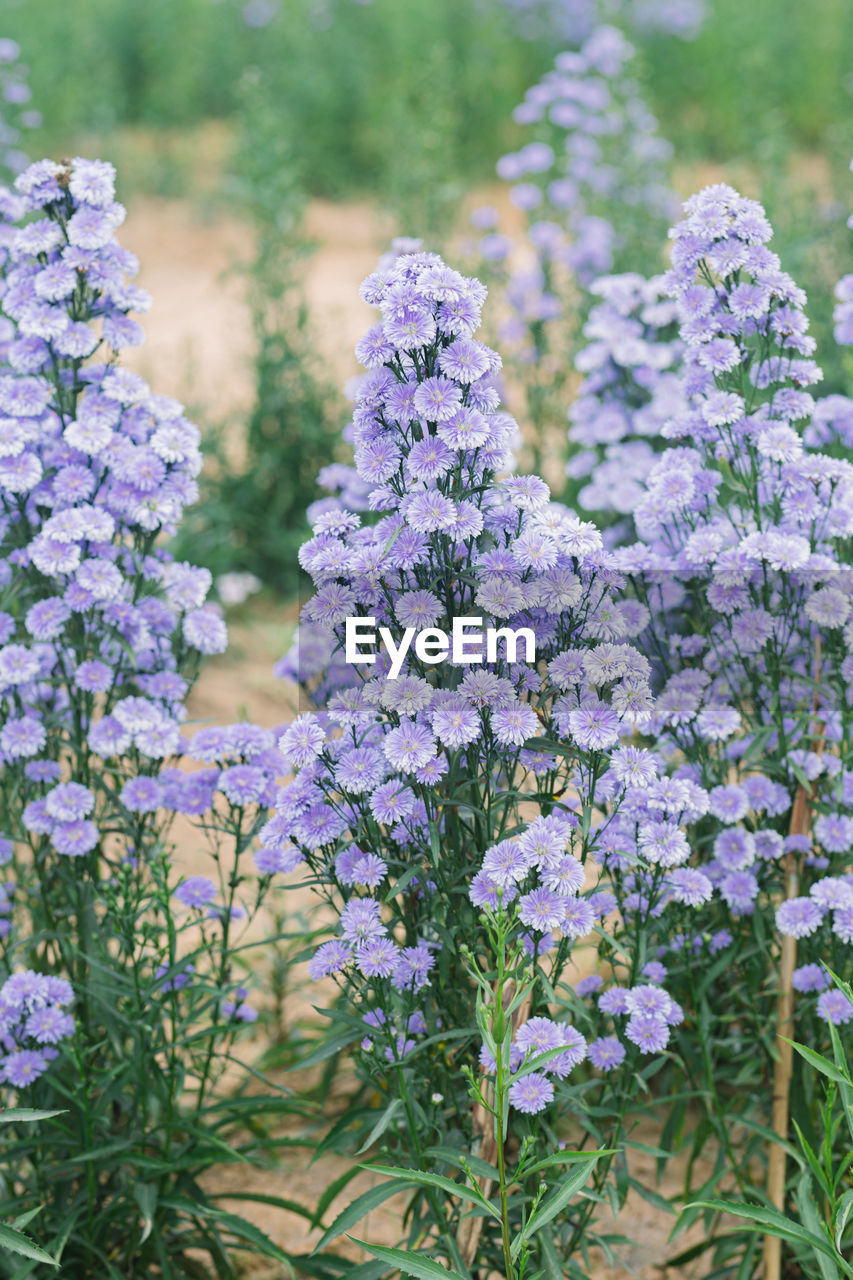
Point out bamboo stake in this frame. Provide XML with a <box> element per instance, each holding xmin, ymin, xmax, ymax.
<box><xmin>764</xmin><ymin>640</ymin><xmax>822</xmax><ymax>1280</ymax></box>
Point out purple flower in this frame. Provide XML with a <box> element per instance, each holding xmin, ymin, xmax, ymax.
<box><xmin>625</xmin><ymin>985</ymin><xmax>673</xmax><ymax>1020</ymax></box>
<box><xmin>625</xmin><ymin>1014</ymin><xmax>670</xmax><ymax>1054</ymax></box>
<box><xmin>335</xmin><ymin>747</ymin><xmax>386</xmax><ymax>794</ymax></box>
<box><xmin>1</xmin><ymin>1048</ymin><xmax>48</xmax><ymax>1086</ymax></box>
<box><xmin>792</xmin><ymin>964</ymin><xmax>829</xmax><ymax>994</ymax></box>
<box><xmin>355</xmin><ymin>937</ymin><xmax>399</xmax><ymax>979</ymax></box>
<box><xmin>52</xmin><ymin>820</ymin><xmax>99</xmax><ymax>857</ymax></box>
<box><xmin>776</xmin><ymin>897</ymin><xmax>824</xmax><ymax>939</ymax></box>
<box><xmin>561</xmin><ymin>898</ymin><xmax>595</xmax><ymax>939</ymax></box>
<box><xmin>308</xmin><ymin>940</ymin><xmax>351</xmax><ymax>980</ymax></box>
<box><xmin>219</xmin><ymin>765</ymin><xmax>268</xmax><ymax>806</ymax></box>
<box><xmin>482</xmin><ymin>840</ymin><xmax>533</xmax><ymax>888</ymax></box>
<box><xmin>340</xmin><ymin>898</ymin><xmax>385</xmax><ymax>945</ymax></box>
<box><xmin>184</xmin><ymin>608</ymin><xmax>227</xmax><ymax>655</ymax></box>
<box><xmin>566</xmin><ymin>699</ymin><xmax>621</xmax><ymax>750</ymax></box>
<box><xmin>391</xmin><ymin>944</ymin><xmax>435</xmax><ymax>992</ymax></box>
<box><xmin>174</xmin><ymin>877</ymin><xmax>218</xmax><ymax>909</ymax></box>
<box><xmin>0</xmin><ymin>715</ymin><xmax>46</xmax><ymax>759</ymax></box>
<box><xmin>668</xmin><ymin>867</ymin><xmax>713</xmax><ymax>906</ymax></box>
<box><xmin>575</xmin><ymin>973</ymin><xmax>604</xmax><ymax>997</ymax></box>
<box><xmin>73</xmin><ymin>660</ymin><xmax>113</xmax><ymax>693</ymax></box>
<box><xmin>508</xmin><ymin>1072</ymin><xmax>554</xmax><ymax>1114</ymax></box>
<box><xmin>382</xmin><ymin>722</ymin><xmax>437</xmax><ymax>773</ymax></box>
<box><xmin>816</xmin><ymin>989</ymin><xmax>853</xmax><ymax>1026</ymax></box>
<box><xmin>120</xmin><ymin>776</ymin><xmax>163</xmax><ymax>814</ymax></box>
<box><xmin>254</xmin><ymin>845</ymin><xmax>303</xmax><ymax>877</ymax></box>
<box><xmin>518</xmin><ymin>887</ymin><xmax>567</xmax><ymax>932</ymax></box>
<box><xmin>588</xmin><ymin>1036</ymin><xmax>627</xmax><ymax>1070</ymax></box>
<box><xmin>491</xmin><ymin>702</ymin><xmax>539</xmax><ymax>747</ymax></box>
<box><xmin>25</xmin><ymin>1006</ymin><xmax>75</xmax><ymax>1044</ymax></box>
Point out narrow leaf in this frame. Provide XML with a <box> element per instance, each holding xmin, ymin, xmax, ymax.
<box><xmin>349</xmin><ymin>1239</ymin><xmax>469</xmax><ymax>1280</ymax></box>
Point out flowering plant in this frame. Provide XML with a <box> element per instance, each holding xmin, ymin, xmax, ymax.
<box><xmin>469</xmin><ymin>23</ymin><xmax>676</xmax><ymax>486</ymax></box>
<box><xmin>0</xmin><ymin>158</ymin><xmax>304</xmax><ymax>1277</ymax></box>
<box><xmin>583</xmin><ymin>182</ymin><xmax>853</xmax><ymax>1278</ymax></box>
<box><xmin>270</xmin><ymin>248</ymin><xmax>719</xmax><ymax>1276</ymax></box>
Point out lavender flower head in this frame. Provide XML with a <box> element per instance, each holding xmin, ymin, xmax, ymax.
<box><xmin>0</xmin><ymin>969</ymin><xmax>74</xmax><ymax>1087</ymax></box>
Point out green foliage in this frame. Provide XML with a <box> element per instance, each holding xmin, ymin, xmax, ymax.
<box><xmin>637</xmin><ymin>0</ymin><xmax>853</xmax><ymax>161</ymax></box>
<box><xmin>689</xmin><ymin>974</ymin><xmax>853</xmax><ymax>1279</ymax></box>
<box><xmin>3</xmin><ymin>0</ymin><xmax>545</xmax><ymax>213</ymax></box>
<box><xmin>171</xmin><ymin>70</ymin><xmax>345</xmax><ymax>596</ymax></box>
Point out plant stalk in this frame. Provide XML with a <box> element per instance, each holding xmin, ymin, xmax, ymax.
<box><xmin>765</xmin><ymin>636</ymin><xmax>822</xmax><ymax>1280</ymax></box>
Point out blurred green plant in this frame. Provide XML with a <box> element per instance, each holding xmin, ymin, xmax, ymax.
<box><xmin>172</xmin><ymin>70</ymin><xmax>344</xmax><ymax>597</ymax></box>
<box><xmin>637</xmin><ymin>0</ymin><xmax>853</xmax><ymax>162</ymax></box>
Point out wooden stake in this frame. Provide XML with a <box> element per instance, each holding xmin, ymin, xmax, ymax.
<box><xmin>765</xmin><ymin>638</ymin><xmax>822</xmax><ymax>1280</ymax></box>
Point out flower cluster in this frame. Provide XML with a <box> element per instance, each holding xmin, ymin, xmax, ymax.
<box><xmin>0</xmin><ymin>158</ymin><xmax>228</xmax><ymax>865</ymax></box>
<box><xmin>0</xmin><ymin>158</ymin><xmax>292</xmax><ymax>1164</ymax></box>
<box><xmin>565</xmin><ymin>271</ymin><xmax>687</xmax><ymax>524</ymax></box>
<box><xmin>500</xmin><ymin>0</ymin><xmax>706</xmax><ymax>44</ymax></box>
<box><xmin>613</xmin><ymin>184</ymin><xmax>853</xmax><ymax>1034</ymax></box>
<box><xmin>468</xmin><ymin>24</ymin><xmax>676</xmax><ymax>483</ymax></box>
<box><xmin>0</xmin><ymin>969</ymin><xmax>74</xmax><ymax>1087</ymax></box>
<box><xmin>488</xmin><ymin>26</ymin><xmax>674</xmax><ymax>289</ymax></box>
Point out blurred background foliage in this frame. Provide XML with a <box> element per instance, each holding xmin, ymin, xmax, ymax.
<box><xmin>5</xmin><ymin>0</ymin><xmax>852</xmax><ymax>195</ymax></box>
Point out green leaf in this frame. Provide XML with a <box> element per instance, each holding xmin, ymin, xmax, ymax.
<box><xmin>70</xmin><ymin>1137</ymin><xmax>135</xmax><ymax>1163</ymax></box>
<box><xmin>687</xmin><ymin>1200</ymin><xmax>853</xmax><ymax>1276</ymax></box>
<box><xmin>355</xmin><ymin>1099</ymin><xmax>402</xmax><ymax>1156</ymax></box>
<box><xmin>513</xmin><ymin>1157</ymin><xmax>599</xmax><ymax>1257</ymax></box>
<box><xmin>360</xmin><ymin>1165</ymin><xmax>499</xmax><ymax>1220</ymax></box>
<box><xmin>160</xmin><ymin>1197</ymin><xmax>295</xmax><ymax>1267</ymax></box>
<box><xmin>349</xmin><ymin>1239</ymin><xmax>469</xmax><ymax>1280</ymax></box>
<box><xmin>133</xmin><ymin>1182</ymin><xmax>158</xmax><ymax>1245</ymax></box>
<box><xmin>423</xmin><ymin>1146</ymin><xmax>499</xmax><ymax>1182</ymax></box>
<box><xmin>0</xmin><ymin>1109</ymin><xmax>66</xmax><ymax>1124</ymax></box>
<box><xmin>207</xmin><ymin>1191</ymin><xmax>315</xmax><ymax>1221</ymax></box>
<box><xmin>795</xmin><ymin>1171</ymin><xmax>837</xmax><ymax>1280</ymax></box>
<box><xmin>788</xmin><ymin>1039</ymin><xmax>851</xmax><ymax>1088</ymax></box>
<box><xmin>537</xmin><ymin>1229</ymin><xmax>564</xmax><ymax>1280</ymax></box>
<box><xmin>10</xmin><ymin>1208</ymin><xmax>42</xmax><ymax>1233</ymax></box>
<box><xmin>301</xmin><ymin>1262</ymin><xmax>387</xmax><ymax>1280</ymax></box>
<box><xmin>292</xmin><ymin>1029</ymin><xmax>360</xmax><ymax>1072</ymax></box>
<box><xmin>0</xmin><ymin>1220</ymin><xmax>58</xmax><ymax>1266</ymax></box>
<box><xmin>522</xmin><ymin>1149</ymin><xmax>613</xmax><ymax>1180</ymax></box>
<box><xmin>311</xmin><ymin>1165</ymin><xmax>364</xmax><ymax>1229</ymax></box>
<box><xmin>622</xmin><ymin>1175</ymin><xmax>674</xmax><ymax>1216</ymax></box>
<box><xmin>836</xmin><ymin>1190</ymin><xmax>853</xmax><ymax>1253</ymax></box>
<box><xmin>312</xmin><ymin>1182</ymin><xmax>406</xmax><ymax>1254</ymax></box>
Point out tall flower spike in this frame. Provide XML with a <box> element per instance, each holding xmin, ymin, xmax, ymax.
<box><xmin>566</xmin><ymin>270</ymin><xmax>687</xmax><ymax>529</ymax></box>
<box><xmin>468</xmin><ymin>23</ymin><xmax>677</xmax><ymax>482</ymax></box>
<box><xmin>271</xmin><ymin>248</ymin><xmax>710</xmax><ymax>1203</ymax></box>
<box><xmin>614</xmin><ymin>185</ymin><xmax>853</xmax><ymax>1276</ymax></box>
<box><xmin>0</xmin><ymin>157</ymin><xmax>225</xmax><ymax>861</ymax></box>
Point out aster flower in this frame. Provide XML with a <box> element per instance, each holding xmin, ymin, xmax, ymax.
<box><xmin>174</xmin><ymin>877</ymin><xmax>219</xmax><ymax>910</ymax></box>
<box><xmin>508</xmin><ymin>1072</ymin><xmax>554</xmax><ymax>1115</ymax></box>
<box><xmin>816</xmin><ymin>988</ymin><xmax>853</xmax><ymax>1026</ymax></box>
